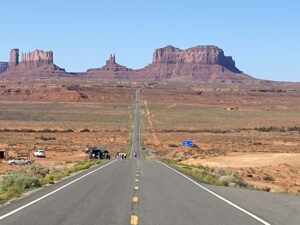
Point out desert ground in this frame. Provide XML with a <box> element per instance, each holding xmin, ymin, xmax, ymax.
<box><xmin>0</xmin><ymin>80</ymin><xmax>135</xmax><ymax>174</ymax></box>
<box><xmin>140</xmin><ymin>83</ymin><xmax>300</xmax><ymax>194</ymax></box>
<box><xmin>1</xmin><ymin>80</ymin><xmax>300</xmax><ymax>194</ymax></box>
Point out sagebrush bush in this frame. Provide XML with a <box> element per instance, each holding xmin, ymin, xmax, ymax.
<box><xmin>0</xmin><ymin>170</ymin><xmax>41</xmax><ymax>192</ymax></box>
<box><xmin>26</xmin><ymin>164</ymin><xmax>50</xmax><ymax>178</ymax></box>
<box><xmin>176</xmin><ymin>163</ymin><xmax>249</xmax><ymax>188</ymax></box>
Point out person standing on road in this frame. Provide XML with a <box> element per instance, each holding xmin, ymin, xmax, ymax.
<box><xmin>134</xmin><ymin>152</ymin><xmax>137</xmax><ymax>159</ymax></box>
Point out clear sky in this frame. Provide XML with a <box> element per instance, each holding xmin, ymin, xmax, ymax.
<box><xmin>0</xmin><ymin>0</ymin><xmax>299</xmax><ymax>81</ymax></box>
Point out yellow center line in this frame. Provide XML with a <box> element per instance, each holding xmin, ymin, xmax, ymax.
<box><xmin>132</xmin><ymin>196</ymin><xmax>139</xmax><ymax>203</ymax></box>
<box><xmin>131</xmin><ymin>215</ymin><xmax>139</xmax><ymax>225</ymax></box>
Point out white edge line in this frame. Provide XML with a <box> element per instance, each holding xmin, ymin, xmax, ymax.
<box><xmin>158</xmin><ymin>161</ymin><xmax>271</xmax><ymax>225</ymax></box>
<box><xmin>0</xmin><ymin>160</ymin><xmax>117</xmax><ymax>221</ymax></box>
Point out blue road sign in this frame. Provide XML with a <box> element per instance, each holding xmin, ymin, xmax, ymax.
<box><xmin>182</xmin><ymin>140</ymin><xmax>193</xmax><ymax>147</ymax></box>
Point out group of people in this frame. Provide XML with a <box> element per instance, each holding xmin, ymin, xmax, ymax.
<box><xmin>116</xmin><ymin>152</ymin><xmax>138</xmax><ymax>159</ymax></box>
<box><xmin>116</xmin><ymin>152</ymin><xmax>127</xmax><ymax>160</ymax></box>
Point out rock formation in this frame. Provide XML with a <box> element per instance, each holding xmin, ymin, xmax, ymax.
<box><xmin>86</xmin><ymin>54</ymin><xmax>136</xmax><ymax>80</ymax></box>
<box><xmin>152</xmin><ymin>45</ymin><xmax>240</xmax><ymax>73</ymax></box>
<box><xmin>21</xmin><ymin>50</ymin><xmax>53</xmax><ymax>66</ymax></box>
<box><xmin>0</xmin><ymin>62</ymin><xmax>8</xmax><ymax>73</ymax></box>
<box><xmin>106</xmin><ymin>54</ymin><xmax>116</xmax><ymax>65</ymax></box>
<box><xmin>1</xmin><ymin>49</ymin><xmax>71</xmax><ymax>79</ymax></box>
<box><xmin>1</xmin><ymin>45</ymin><xmax>263</xmax><ymax>83</ymax></box>
<box><xmin>9</xmin><ymin>49</ymin><xmax>19</xmax><ymax>67</ymax></box>
<box><xmin>138</xmin><ymin>45</ymin><xmax>255</xmax><ymax>83</ymax></box>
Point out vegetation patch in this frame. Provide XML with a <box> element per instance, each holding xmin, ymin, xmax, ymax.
<box><xmin>163</xmin><ymin>159</ymin><xmax>250</xmax><ymax>188</ymax></box>
<box><xmin>0</xmin><ymin>159</ymin><xmax>100</xmax><ymax>205</ymax></box>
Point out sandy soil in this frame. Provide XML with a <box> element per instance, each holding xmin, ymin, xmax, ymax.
<box><xmin>186</xmin><ymin>152</ymin><xmax>300</xmax><ymax>168</ymax></box>
<box><xmin>182</xmin><ymin>153</ymin><xmax>300</xmax><ymax>193</ymax></box>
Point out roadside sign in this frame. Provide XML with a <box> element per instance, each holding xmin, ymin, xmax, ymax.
<box><xmin>182</xmin><ymin>140</ymin><xmax>193</xmax><ymax>147</ymax></box>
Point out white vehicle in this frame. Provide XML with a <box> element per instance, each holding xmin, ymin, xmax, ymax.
<box><xmin>8</xmin><ymin>157</ymin><xmax>33</xmax><ymax>165</ymax></box>
<box><xmin>33</xmin><ymin>149</ymin><xmax>46</xmax><ymax>158</ymax></box>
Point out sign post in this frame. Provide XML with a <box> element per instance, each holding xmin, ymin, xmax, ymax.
<box><xmin>182</xmin><ymin>140</ymin><xmax>193</xmax><ymax>165</ymax></box>
<box><xmin>182</xmin><ymin>140</ymin><xmax>193</xmax><ymax>147</ymax></box>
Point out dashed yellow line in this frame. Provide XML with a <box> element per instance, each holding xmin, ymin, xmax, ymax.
<box><xmin>134</xmin><ymin>186</ymin><xmax>139</xmax><ymax>190</ymax></box>
<box><xmin>131</xmin><ymin>215</ymin><xmax>139</xmax><ymax>225</ymax></box>
<box><xmin>132</xmin><ymin>196</ymin><xmax>139</xmax><ymax>203</ymax></box>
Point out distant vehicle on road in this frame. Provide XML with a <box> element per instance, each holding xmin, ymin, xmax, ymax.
<box><xmin>88</xmin><ymin>147</ymin><xmax>110</xmax><ymax>159</ymax></box>
<box><xmin>8</xmin><ymin>157</ymin><xmax>33</xmax><ymax>165</ymax></box>
<box><xmin>33</xmin><ymin>149</ymin><xmax>46</xmax><ymax>158</ymax></box>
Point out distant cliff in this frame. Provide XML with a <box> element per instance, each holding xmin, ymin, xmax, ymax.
<box><xmin>21</xmin><ymin>50</ymin><xmax>53</xmax><ymax>66</ymax></box>
<box><xmin>152</xmin><ymin>45</ymin><xmax>240</xmax><ymax>73</ymax></box>
<box><xmin>137</xmin><ymin>45</ymin><xmax>255</xmax><ymax>83</ymax></box>
<box><xmin>1</xmin><ymin>49</ymin><xmax>70</xmax><ymax>78</ymax></box>
<box><xmin>1</xmin><ymin>45</ymin><xmax>264</xmax><ymax>83</ymax></box>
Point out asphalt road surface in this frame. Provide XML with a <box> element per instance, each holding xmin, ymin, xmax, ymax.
<box><xmin>131</xmin><ymin>89</ymin><xmax>142</xmax><ymax>160</ymax></box>
<box><xmin>1</xmin><ymin>89</ymin><xmax>300</xmax><ymax>225</ymax></box>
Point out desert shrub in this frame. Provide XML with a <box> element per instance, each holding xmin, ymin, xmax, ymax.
<box><xmin>261</xmin><ymin>186</ymin><xmax>271</xmax><ymax>192</ymax></box>
<box><xmin>262</xmin><ymin>174</ymin><xmax>275</xmax><ymax>181</ymax></box>
<box><xmin>168</xmin><ymin>143</ymin><xmax>178</xmax><ymax>148</ymax></box>
<box><xmin>288</xmin><ymin>127</ymin><xmax>300</xmax><ymax>132</ymax></box>
<box><xmin>71</xmin><ymin>159</ymin><xmax>100</xmax><ymax>172</ymax></box>
<box><xmin>255</xmin><ymin>127</ymin><xmax>286</xmax><ymax>132</ymax></box>
<box><xmin>25</xmin><ymin>164</ymin><xmax>50</xmax><ymax>178</ymax></box>
<box><xmin>192</xmin><ymin>144</ymin><xmax>200</xmax><ymax>149</ymax></box>
<box><xmin>40</xmin><ymin>159</ymin><xmax>99</xmax><ymax>185</ymax></box>
<box><xmin>176</xmin><ymin>164</ymin><xmax>249</xmax><ymax>188</ymax></box>
<box><xmin>37</xmin><ymin>135</ymin><xmax>56</xmax><ymax>141</ymax></box>
<box><xmin>80</xmin><ymin>128</ymin><xmax>90</xmax><ymax>132</ymax></box>
<box><xmin>0</xmin><ymin>170</ymin><xmax>41</xmax><ymax>192</ymax></box>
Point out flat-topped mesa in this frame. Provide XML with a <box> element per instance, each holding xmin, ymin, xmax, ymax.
<box><xmin>21</xmin><ymin>49</ymin><xmax>53</xmax><ymax>66</ymax></box>
<box><xmin>152</xmin><ymin>45</ymin><xmax>240</xmax><ymax>73</ymax></box>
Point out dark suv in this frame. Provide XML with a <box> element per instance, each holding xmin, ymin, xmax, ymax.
<box><xmin>89</xmin><ymin>147</ymin><xmax>110</xmax><ymax>159</ymax></box>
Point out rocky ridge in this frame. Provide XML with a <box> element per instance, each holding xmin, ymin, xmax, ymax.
<box><xmin>0</xmin><ymin>45</ymin><xmax>280</xmax><ymax>83</ymax></box>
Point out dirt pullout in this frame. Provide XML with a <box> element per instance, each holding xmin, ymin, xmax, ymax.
<box><xmin>184</xmin><ymin>152</ymin><xmax>300</xmax><ymax>194</ymax></box>
<box><xmin>187</xmin><ymin>152</ymin><xmax>300</xmax><ymax>168</ymax></box>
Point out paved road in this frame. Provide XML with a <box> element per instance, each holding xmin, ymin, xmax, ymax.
<box><xmin>131</xmin><ymin>89</ymin><xmax>142</xmax><ymax>160</ymax></box>
<box><xmin>1</xmin><ymin>89</ymin><xmax>300</xmax><ymax>225</ymax></box>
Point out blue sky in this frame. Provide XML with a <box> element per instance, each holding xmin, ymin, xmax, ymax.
<box><xmin>0</xmin><ymin>0</ymin><xmax>299</xmax><ymax>81</ymax></box>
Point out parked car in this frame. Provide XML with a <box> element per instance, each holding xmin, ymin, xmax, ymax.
<box><xmin>8</xmin><ymin>157</ymin><xmax>33</xmax><ymax>165</ymax></box>
<box><xmin>88</xmin><ymin>147</ymin><xmax>110</xmax><ymax>159</ymax></box>
<box><xmin>33</xmin><ymin>149</ymin><xmax>46</xmax><ymax>158</ymax></box>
